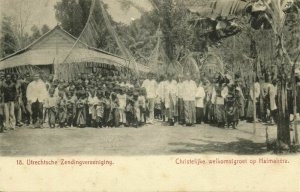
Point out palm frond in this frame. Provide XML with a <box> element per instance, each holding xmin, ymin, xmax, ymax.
<box><xmin>179</xmin><ymin>0</ymin><xmax>250</xmax><ymax>17</ymax></box>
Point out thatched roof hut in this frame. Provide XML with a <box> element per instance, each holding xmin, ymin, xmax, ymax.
<box><xmin>0</xmin><ymin>25</ymin><xmax>149</xmax><ymax>78</ymax></box>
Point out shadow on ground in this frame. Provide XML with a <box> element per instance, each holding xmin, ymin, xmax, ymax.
<box><xmin>169</xmin><ymin>138</ymin><xmax>268</xmax><ymax>155</ymax></box>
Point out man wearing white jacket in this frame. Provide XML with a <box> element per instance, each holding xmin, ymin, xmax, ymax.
<box><xmin>195</xmin><ymin>80</ymin><xmax>206</xmax><ymax>124</ymax></box>
<box><xmin>182</xmin><ymin>73</ymin><xmax>197</xmax><ymax>126</ymax></box>
<box><xmin>26</xmin><ymin>74</ymin><xmax>49</xmax><ymax>128</ymax></box>
<box><xmin>164</xmin><ymin>75</ymin><xmax>178</xmax><ymax>126</ymax></box>
<box><xmin>142</xmin><ymin>73</ymin><xmax>157</xmax><ymax>124</ymax></box>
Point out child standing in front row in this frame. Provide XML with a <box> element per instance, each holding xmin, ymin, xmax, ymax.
<box><xmin>88</xmin><ymin>89</ymin><xmax>99</xmax><ymax>128</ymax></box>
<box><xmin>57</xmin><ymin>93</ymin><xmax>67</xmax><ymax>128</ymax></box>
<box><xmin>65</xmin><ymin>91</ymin><xmax>76</xmax><ymax>127</ymax></box>
<box><xmin>76</xmin><ymin>92</ymin><xmax>87</xmax><ymax>128</ymax></box>
<box><xmin>103</xmin><ymin>90</ymin><xmax>111</xmax><ymax>127</ymax></box>
<box><xmin>110</xmin><ymin>92</ymin><xmax>120</xmax><ymax>127</ymax></box>
<box><xmin>125</xmin><ymin>89</ymin><xmax>135</xmax><ymax>127</ymax></box>
<box><xmin>137</xmin><ymin>88</ymin><xmax>146</xmax><ymax>126</ymax></box>
<box><xmin>45</xmin><ymin>89</ymin><xmax>58</xmax><ymax>128</ymax></box>
<box><xmin>117</xmin><ymin>87</ymin><xmax>127</xmax><ymax>126</ymax></box>
<box><xmin>96</xmin><ymin>90</ymin><xmax>105</xmax><ymax>128</ymax></box>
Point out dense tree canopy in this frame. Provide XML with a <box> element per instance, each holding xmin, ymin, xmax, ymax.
<box><xmin>54</xmin><ymin>0</ymin><xmax>87</xmax><ymax>37</ymax></box>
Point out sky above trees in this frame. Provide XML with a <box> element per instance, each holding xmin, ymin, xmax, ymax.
<box><xmin>0</xmin><ymin>0</ymin><xmax>152</xmax><ymax>34</ymax></box>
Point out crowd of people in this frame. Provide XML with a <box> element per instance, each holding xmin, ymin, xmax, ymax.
<box><xmin>0</xmin><ymin>68</ymin><xmax>296</xmax><ymax>133</ymax></box>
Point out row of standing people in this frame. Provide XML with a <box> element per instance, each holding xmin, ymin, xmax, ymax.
<box><xmin>0</xmin><ymin>71</ymin><xmax>287</xmax><ymax>132</ymax></box>
<box><xmin>148</xmin><ymin>73</ymin><xmax>243</xmax><ymax>128</ymax></box>
<box><xmin>0</xmin><ymin>72</ymin><xmax>151</xmax><ymax>131</ymax></box>
<box><xmin>148</xmin><ymin>73</ymin><xmax>283</xmax><ymax>128</ymax></box>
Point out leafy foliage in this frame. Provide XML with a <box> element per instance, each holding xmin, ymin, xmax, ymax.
<box><xmin>0</xmin><ymin>16</ymin><xmax>51</xmax><ymax>58</ymax></box>
<box><xmin>54</xmin><ymin>0</ymin><xmax>86</xmax><ymax>37</ymax></box>
<box><xmin>117</xmin><ymin>0</ymin><xmax>204</xmax><ymax>66</ymax></box>
<box><xmin>54</xmin><ymin>0</ymin><xmax>118</xmax><ymax>54</ymax></box>
<box><xmin>0</xmin><ymin>16</ymin><xmax>17</xmax><ymax>57</ymax></box>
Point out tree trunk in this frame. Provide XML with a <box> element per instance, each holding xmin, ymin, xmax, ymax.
<box><xmin>250</xmin><ymin>37</ymin><xmax>257</xmax><ymax>135</ymax></box>
<box><xmin>161</xmin><ymin>0</ymin><xmax>175</xmax><ymax>62</ymax></box>
<box><xmin>276</xmin><ymin>34</ymin><xmax>291</xmax><ymax>145</ymax></box>
<box><xmin>277</xmin><ymin>77</ymin><xmax>290</xmax><ymax>144</ymax></box>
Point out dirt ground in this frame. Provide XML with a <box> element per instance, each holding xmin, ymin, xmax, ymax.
<box><xmin>0</xmin><ymin>121</ymin><xmax>278</xmax><ymax>156</ymax></box>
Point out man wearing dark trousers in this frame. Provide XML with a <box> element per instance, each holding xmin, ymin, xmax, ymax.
<box><xmin>26</xmin><ymin>74</ymin><xmax>48</xmax><ymax>128</ymax></box>
<box><xmin>3</xmin><ymin>74</ymin><xmax>17</xmax><ymax>130</ymax></box>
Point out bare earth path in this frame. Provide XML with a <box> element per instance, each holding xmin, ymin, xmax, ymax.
<box><xmin>0</xmin><ymin>121</ymin><xmax>277</xmax><ymax>156</ymax></box>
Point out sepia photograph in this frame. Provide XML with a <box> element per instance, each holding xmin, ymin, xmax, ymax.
<box><xmin>0</xmin><ymin>0</ymin><xmax>300</xmax><ymax>191</ymax></box>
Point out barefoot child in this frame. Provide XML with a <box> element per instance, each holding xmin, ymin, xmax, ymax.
<box><xmin>96</xmin><ymin>90</ymin><xmax>105</xmax><ymax>128</ymax></box>
<box><xmin>44</xmin><ymin>89</ymin><xmax>58</xmax><ymax>128</ymax></box>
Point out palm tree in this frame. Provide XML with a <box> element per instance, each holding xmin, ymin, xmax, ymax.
<box><xmin>153</xmin><ymin>0</ymin><xmax>298</xmax><ymax>148</ymax></box>
<box><xmin>191</xmin><ymin>0</ymin><xmax>297</xmax><ymax>147</ymax></box>
<box><xmin>116</xmin><ymin>1</ymin><xmax>299</xmax><ymax>147</ymax></box>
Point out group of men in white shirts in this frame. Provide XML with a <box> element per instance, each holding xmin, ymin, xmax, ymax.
<box><xmin>142</xmin><ymin>72</ymin><xmax>205</xmax><ymax>126</ymax></box>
